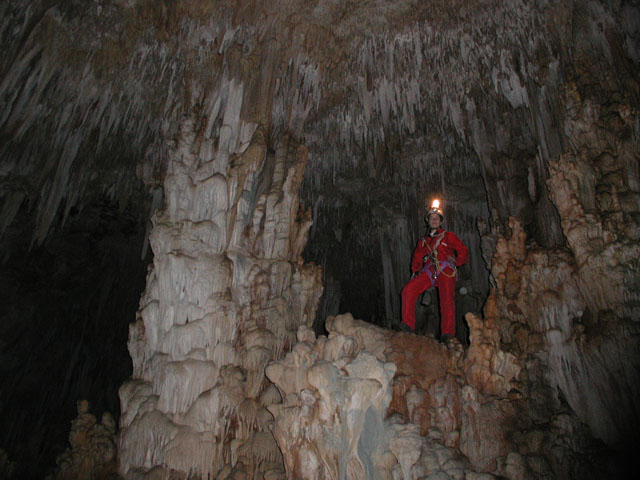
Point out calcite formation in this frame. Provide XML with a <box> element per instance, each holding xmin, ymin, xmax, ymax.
<box><xmin>476</xmin><ymin>214</ymin><xmax>640</xmax><ymax>476</ymax></box>
<box><xmin>267</xmin><ymin>311</ymin><xmax>627</xmax><ymax>479</ymax></box>
<box><xmin>118</xmin><ymin>97</ymin><xmax>322</xmax><ymax>478</ymax></box>
<box><xmin>481</xmin><ymin>63</ymin><xmax>640</xmax><ymax>449</ymax></box>
<box><xmin>49</xmin><ymin>400</ymin><xmax>117</xmax><ymax>480</ymax></box>
<box><xmin>266</xmin><ymin>316</ymin><xmax>483</xmax><ymax>480</ymax></box>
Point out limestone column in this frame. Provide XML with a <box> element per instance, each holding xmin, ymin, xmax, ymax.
<box><xmin>118</xmin><ymin>82</ymin><xmax>322</xmax><ymax>478</ymax></box>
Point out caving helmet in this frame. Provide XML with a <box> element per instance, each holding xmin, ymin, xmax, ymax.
<box><xmin>425</xmin><ymin>199</ymin><xmax>444</xmax><ymax>222</ymax></box>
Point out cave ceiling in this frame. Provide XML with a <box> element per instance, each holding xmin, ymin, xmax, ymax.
<box><xmin>4</xmin><ymin>0</ymin><xmax>626</xmax><ymax>320</ymax></box>
<box><xmin>3</xmin><ymin>0</ymin><xmax>613</xmax><ymax>246</ymax></box>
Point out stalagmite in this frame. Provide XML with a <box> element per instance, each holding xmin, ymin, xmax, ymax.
<box><xmin>118</xmin><ymin>93</ymin><xmax>322</xmax><ymax>477</ymax></box>
<box><xmin>49</xmin><ymin>400</ymin><xmax>117</xmax><ymax>480</ymax></box>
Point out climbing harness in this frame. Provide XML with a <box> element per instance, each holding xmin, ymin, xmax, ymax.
<box><xmin>420</xmin><ymin>231</ymin><xmax>457</xmax><ymax>284</ymax></box>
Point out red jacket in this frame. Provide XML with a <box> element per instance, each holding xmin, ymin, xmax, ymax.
<box><xmin>410</xmin><ymin>228</ymin><xmax>469</xmax><ymax>273</ymax></box>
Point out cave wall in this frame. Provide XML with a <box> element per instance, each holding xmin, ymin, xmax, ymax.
<box><xmin>0</xmin><ymin>1</ymin><xmax>170</xmax><ymax>474</ymax></box>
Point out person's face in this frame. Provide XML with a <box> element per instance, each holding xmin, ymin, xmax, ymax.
<box><xmin>428</xmin><ymin>214</ymin><xmax>442</xmax><ymax>229</ymax></box>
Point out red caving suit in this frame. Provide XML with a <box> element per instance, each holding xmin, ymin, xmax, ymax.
<box><xmin>401</xmin><ymin>228</ymin><xmax>469</xmax><ymax>334</ymax></box>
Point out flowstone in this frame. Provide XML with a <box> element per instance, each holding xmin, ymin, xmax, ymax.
<box><xmin>267</xmin><ymin>314</ymin><xmax>504</xmax><ymax>480</ymax></box>
<box><xmin>265</xmin><ymin>308</ymin><xmax>624</xmax><ymax>479</ymax></box>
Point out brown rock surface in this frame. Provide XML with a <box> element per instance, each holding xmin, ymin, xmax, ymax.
<box><xmin>49</xmin><ymin>401</ymin><xmax>117</xmax><ymax>480</ymax></box>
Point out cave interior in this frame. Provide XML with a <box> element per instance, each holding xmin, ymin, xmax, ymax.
<box><xmin>1</xmin><ymin>0</ymin><xmax>639</xmax><ymax>479</ymax></box>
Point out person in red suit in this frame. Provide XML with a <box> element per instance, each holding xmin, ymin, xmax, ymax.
<box><xmin>399</xmin><ymin>200</ymin><xmax>469</xmax><ymax>341</ymax></box>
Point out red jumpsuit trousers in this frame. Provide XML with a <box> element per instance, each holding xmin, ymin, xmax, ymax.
<box><xmin>401</xmin><ymin>229</ymin><xmax>468</xmax><ymax>335</ymax></box>
<box><xmin>401</xmin><ymin>268</ymin><xmax>457</xmax><ymax>334</ymax></box>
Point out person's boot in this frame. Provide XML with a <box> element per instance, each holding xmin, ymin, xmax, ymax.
<box><xmin>399</xmin><ymin>322</ymin><xmax>414</xmax><ymax>333</ymax></box>
<box><xmin>440</xmin><ymin>333</ymin><xmax>453</xmax><ymax>343</ymax></box>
